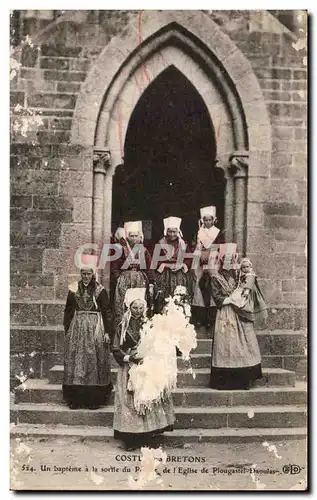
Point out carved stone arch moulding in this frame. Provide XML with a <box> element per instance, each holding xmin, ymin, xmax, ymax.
<box><xmin>70</xmin><ymin>11</ymin><xmax>272</xmax><ymax>282</ymax></box>
<box><xmin>71</xmin><ymin>11</ymin><xmax>271</xmax><ymax>152</ymax></box>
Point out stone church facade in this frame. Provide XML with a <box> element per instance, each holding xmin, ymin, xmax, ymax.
<box><xmin>10</xmin><ymin>11</ymin><xmax>307</xmax><ymax>388</ymax></box>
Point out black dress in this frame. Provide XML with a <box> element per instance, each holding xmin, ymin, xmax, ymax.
<box><xmin>63</xmin><ymin>279</ymin><xmax>113</xmax><ymax>409</ymax></box>
<box><xmin>208</xmin><ymin>270</ymin><xmax>263</xmax><ymax>390</ymax></box>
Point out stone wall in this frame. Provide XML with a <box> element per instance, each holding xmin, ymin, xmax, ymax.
<box><xmin>10</xmin><ymin>10</ymin><xmax>307</xmax><ymax>386</ymax></box>
<box><xmin>232</xmin><ymin>31</ymin><xmax>307</xmax><ymax>314</ymax></box>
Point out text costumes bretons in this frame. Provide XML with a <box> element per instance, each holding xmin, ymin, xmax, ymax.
<box><xmin>63</xmin><ymin>211</ymin><xmax>267</xmax><ymax>448</ymax></box>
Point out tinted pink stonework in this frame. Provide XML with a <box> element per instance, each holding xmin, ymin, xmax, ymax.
<box><xmin>10</xmin><ymin>10</ymin><xmax>307</xmax><ymax>385</ymax></box>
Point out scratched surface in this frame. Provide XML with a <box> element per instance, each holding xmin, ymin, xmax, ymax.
<box><xmin>10</xmin><ymin>437</ymin><xmax>307</xmax><ymax>491</ymax></box>
<box><xmin>10</xmin><ymin>9</ymin><xmax>307</xmax><ymax>493</ymax></box>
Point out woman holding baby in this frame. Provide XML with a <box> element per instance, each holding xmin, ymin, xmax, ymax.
<box><xmin>208</xmin><ymin>253</ymin><xmax>267</xmax><ymax>390</ymax></box>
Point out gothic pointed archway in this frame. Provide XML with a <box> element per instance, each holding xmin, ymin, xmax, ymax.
<box><xmin>70</xmin><ymin>11</ymin><xmax>272</xmax><ymax>290</ymax></box>
<box><xmin>112</xmin><ymin>65</ymin><xmax>225</xmax><ymax>246</ymax></box>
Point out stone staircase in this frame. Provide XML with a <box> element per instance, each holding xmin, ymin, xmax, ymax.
<box><xmin>10</xmin><ymin>326</ymin><xmax>307</xmax><ymax>444</ymax></box>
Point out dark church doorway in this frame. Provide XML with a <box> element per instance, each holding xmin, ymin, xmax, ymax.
<box><xmin>112</xmin><ymin>65</ymin><xmax>226</xmax><ymax>247</ymax></box>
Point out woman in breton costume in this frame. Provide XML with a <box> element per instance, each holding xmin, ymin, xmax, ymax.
<box><xmin>112</xmin><ymin>288</ymin><xmax>175</xmax><ymax>450</ymax></box>
<box><xmin>208</xmin><ymin>253</ymin><xmax>267</xmax><ymax>390</ymax></box>
<box><xmin>192</xmin><ymin>206</ymin><xmax>224</xmax><ymax>329</ymax></box>
<box><xmin>114</xmin><ymin>226</ymin><xmax>126</xmax><ymax>245</ymax></box>
<box><xmin>112</xmin><ymin>221</ymin><xmax>155</xmax><ymax>331</ymax></box>
<box><xmin>154</xmin><ymin>216</ymin><xmax>194</xmax><ymax>313</ymax></box>
<box><xmin>63</xmin><ymin>255</ymin><xmax>113</xmax><ymax>409</ymax></box>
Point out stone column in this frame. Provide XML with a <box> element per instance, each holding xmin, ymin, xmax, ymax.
<box><xmin>229</xmin><ymin>152</ymin><xmax>249</xmax><ymax>256</ymax></box>
<box><xmin>217</xmin><ymin>156</ymin><xmax>234</xmax><ymax>242</ymax></box>
<box><xmin>93</xmin><ymin>148</ymin><xmax>111</xmax><ymax>247</ymax></box>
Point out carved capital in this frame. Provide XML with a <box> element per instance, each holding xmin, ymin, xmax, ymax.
<box><xmin>93</xmin><ymin>148</ymin><xmax>111</xmax><ymax>175</ymax></box>
<box><xmin>229</xmin><ymin>152</ymin><xmax>249</xmax><ymax>178</ymax></box>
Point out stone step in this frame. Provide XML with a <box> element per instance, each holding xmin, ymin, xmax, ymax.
<box><xmin>10</xmin><ymin>348</ymin><xmax>307</xmax><ymax>377</ymax></box>
<box><xmin>194</xmin><ymin>327</ymin><xmax>307</xmax><ymax>341</ymax></box>
<box><xmin>10</xmin><ymin>301</ymin><xmax>307</xmax><ymax>332</ymax></box>
<box><xmin>10</xmin><ymin>350</ymin><xmax>306</xmax><ymax>374</ymax></box>
<box><xmin>10</xmin><ymin>402</ymin><xmax>307</xmax><ymax>429</ymax></box>
<box><xmin>193</xmin><ymin>334</ymin><xmax>307</xmax><ymax>355</ymax></box>
<box><xmin>10</xmin><ymin>423</ymin><xmax>307</xmax><ymax>444</ymax></box>
<box><xmin>48</xmin><ymin>365</ymin><xmax>296</xmax><ymax>387</ymax></box>
<box><xmin>10</xmin><ymin>324</ymin><xmax>307</xmax><ymax>356</ymax></box>
<box><xmin>179</xmin><ymin>354</ymin><xmax>303</xmax><ymax>370</ymax></box>
<box><xmin>14</xmin><ymin>379</ymin><xmax>307</xmax><ymax>407</ymax></box>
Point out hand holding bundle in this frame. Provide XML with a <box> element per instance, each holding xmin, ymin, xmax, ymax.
<box><xmin>127</xmin><ymin>287</ymin><xmax>197</xmax><ymax>414</ymax></box>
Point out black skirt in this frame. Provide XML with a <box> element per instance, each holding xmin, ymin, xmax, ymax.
<box><xmin>114</xmin><ymin>424</ymin><xmax>174</xmax><ymax>447</ymax></box>
<box><xmin>209</xmin><ymin>364</ymin><xmax>262</xmax><ymax>390</ymax></box>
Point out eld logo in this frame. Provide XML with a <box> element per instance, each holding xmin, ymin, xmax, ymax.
<box><xmin>282</xmin><ymin>464</ymin><xmax>302</xmax><ymax>475</ymax></box>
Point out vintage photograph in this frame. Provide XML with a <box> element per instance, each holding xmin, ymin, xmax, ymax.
<box><xmin>10</xmin><ymin>9</ymin><xmax>307</xmax><ymax>491</ymax></box>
